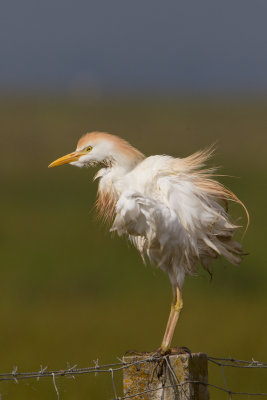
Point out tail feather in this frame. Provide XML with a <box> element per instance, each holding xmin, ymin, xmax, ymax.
<box><xmin>175</xmin><ymin>145</ymin><xmax>249</xmax><ymax>232</ymax></box>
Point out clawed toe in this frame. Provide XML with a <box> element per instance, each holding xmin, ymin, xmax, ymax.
<box><xmin>124</xmin><ymin>349</ymin><xmax>154</xmax><ymax>356</ymax></box>
<box><xmin>169</xmin><ymin>346</ymin><xmax>191</xmax><ymax>355</ymax></box>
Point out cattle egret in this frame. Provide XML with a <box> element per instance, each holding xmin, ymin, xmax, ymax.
<box><xmin>49</xmin><ymin>132</ymin><xmax>248</xmax><ymax>353</ymax></box>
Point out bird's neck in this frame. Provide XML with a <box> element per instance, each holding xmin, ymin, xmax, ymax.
<box><xmin>94</xmin><ymin>146</ymin><xmax>145</xmax><ymax>222</ymax></box>
<box><xmin>97</xmin><ymin>162</ymin><xmax>137</xmax><ymax>197</ymax></box>
<box><xmin>94</xmin><ymin>165</ymin><xmax>133</xmax><ymax>223</ymax></box>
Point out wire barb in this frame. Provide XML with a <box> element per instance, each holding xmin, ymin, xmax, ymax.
<box><xmin>37</xmin><ymin>365</ymin><xmax>48</xmax><ymax>381</ymax></box>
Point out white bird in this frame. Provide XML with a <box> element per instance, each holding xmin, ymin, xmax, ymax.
<box><xmin>49</xmin><ymin>132</ymin><xmax>248</xmax><ymax>353</ymax></box>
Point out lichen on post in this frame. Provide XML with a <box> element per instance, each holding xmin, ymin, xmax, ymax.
<box><xmin>123</xmin><ymin>352</ymin><xmax>209</xmax><ymax>400</ymax></box>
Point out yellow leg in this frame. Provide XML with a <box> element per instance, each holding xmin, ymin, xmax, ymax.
<box><xmin>160</xmin><ymin>286</ymin><xmax>183</xmax><ymax>353</ymax></box>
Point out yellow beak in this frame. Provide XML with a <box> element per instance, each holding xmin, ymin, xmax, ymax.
<box><xmin>48</xmin><ymin>151</ymin><xmax>86</xmax><ymax>168</ymax></box>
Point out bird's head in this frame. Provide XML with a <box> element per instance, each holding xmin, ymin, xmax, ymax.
<box><xmin>48</xmin><ymin>131</ymin><xmax>144</xmax><ymax>170</ymax></box>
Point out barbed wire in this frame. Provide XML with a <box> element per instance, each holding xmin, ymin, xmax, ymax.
<box><xmin>208</xmin><ymin>356</ymin><xmax>267</xmax><ymax>368</ymax></box>
<box><xmin>0</xmin><ymin>354</ymin><xmax>267</xmax><ymax>399</ymax></box>
<box><xmin>0</xmin><ymin>357</ymin><xmax>159</xmax><ymax>381</ymax></box>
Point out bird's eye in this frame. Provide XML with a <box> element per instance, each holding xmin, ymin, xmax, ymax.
<box><xmin>86</xmin><ymin>146</ymin><xmax>93</xmax><ymax>152</ymax></box>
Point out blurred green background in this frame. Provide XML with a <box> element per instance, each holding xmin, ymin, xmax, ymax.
<box><xmin>0</xmin><ymin>96</ymin><xmax>266</xmax><ymax>399</ymax></box>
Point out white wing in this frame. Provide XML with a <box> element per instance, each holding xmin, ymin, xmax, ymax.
<box><xmin>111</xmin><ymin>156</ymin><xmax>244</xmax><ymax>288</ymax></box>
<box><xmin>111</xmin><ymin>189</ymin><xmax>188</xmax><ymax>286</ymax></box>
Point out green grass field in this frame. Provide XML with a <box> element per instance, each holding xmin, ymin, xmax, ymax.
<box><xmin>0</xmin><ymin>96</ymin><xmax>266</xmax><ymax>399</ymax></box>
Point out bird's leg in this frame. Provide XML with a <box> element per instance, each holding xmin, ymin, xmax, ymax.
<box><xmin>148</xmin><ymin>287</ymin><xmax>183</xmax><ymax>382</ymax></box>
<box><xmin>160</xmin><ymin>285</ymin><xmax>183</xmax><ymax>353</ymax></box>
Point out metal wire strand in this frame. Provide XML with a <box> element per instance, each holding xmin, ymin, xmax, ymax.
<box><xmin>0</xmin><ymin>355</ymin><xmax>267</xmax><ymax>398</ymax></box>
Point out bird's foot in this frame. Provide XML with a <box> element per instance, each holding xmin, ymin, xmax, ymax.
<box><xmin>153</xmin><ymin>345</ymin><xmax>191</xmax><ymax>357</ymax></box>
<box><xmin>124</xmin><ymin>349</ymin><xmax>154</xmax><ymax>356</ymax></box>
<box><xmin>166</xmin><ymin>346</ymin><xmax>191</xmax><ymax>356</ymax></box>
<box><xmin>124</xmin><ymin>346</ymin><xmax>191</xmax><ymax>357</ymax></box>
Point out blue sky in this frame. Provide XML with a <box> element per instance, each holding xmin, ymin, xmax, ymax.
<box><xmin>1</xmin><ymin>0</ymin><xmax>267</xmax><ymax>93</ymax></box>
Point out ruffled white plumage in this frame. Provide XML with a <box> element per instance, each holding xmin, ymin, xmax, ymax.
<box><xmin>110</xmin><ymin>154</ymin><xmax>245</xmax><ymax>288</ymax></box>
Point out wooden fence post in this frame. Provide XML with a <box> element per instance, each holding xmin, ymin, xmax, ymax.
<box><xmin>123</xmin><ymin>352</ymin><xmax>209</xmax><ymax>400</ymax></box>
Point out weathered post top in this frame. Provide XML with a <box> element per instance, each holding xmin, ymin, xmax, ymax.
<box><xmin>123</xmin><ymin>352</ymin><xmax>209</xmax><ymax>400</ymax></box>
